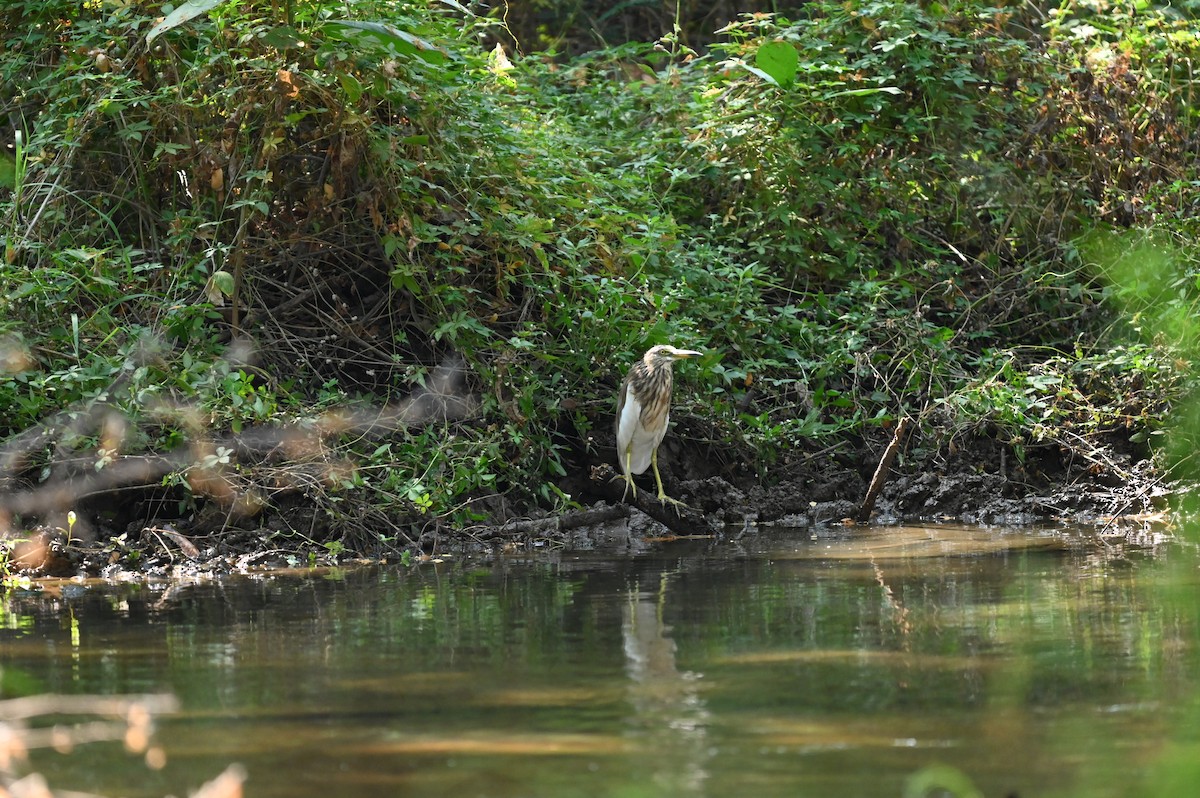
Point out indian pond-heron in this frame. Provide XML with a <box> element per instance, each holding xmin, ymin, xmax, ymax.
<box><xmin>615</xmin><ymin>344</ymin><xmax>702</xmax><ymax>504</ymax></box>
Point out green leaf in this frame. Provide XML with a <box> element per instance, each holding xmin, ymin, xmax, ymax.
<box><xmin>0</xmin><ymin>153</ymin><xmax>15</xmax><ymax>190</ymax></box>
<box><xmin>434</xmin><ymin>0</ymin><xmax>474</xmax><ymax>14</ymax></box>
<box><xmin>204</xmin><ymin>270</ymin><xmax>235</xmax><ymax>305</ymax></box>
<box><xmin>755</xmin><ymin>40</ymin><xmax>798</xmax><ymax>87</ymax></box>
<box><xmin>825</xmin><ymin>86</ymin><xmax>904</xmax><ymax>98</ymax></box>
<box><xmin>339</xmin><ymin>73</ymin><xmax>363</xmax><ymax>103</ymax></box>
<box><xmin>904</xmin><ymin>764</ymin><xmax>984</xmax><ymax>798</ymax></box>
<box><xmin>146</xmin><ymin>0</ymin><xmax>230</xmax><ymax>44</ymax></box>
<box><xmin>211</xmin><ymin>270</ymin><xmax>235</xmax><ymax>295</ymax></box>
<box><xmin>325</xmin><ymin>20</ymin><xmax>447</xmax><ymax>64</ymax></box>
<box><xmin>739</xmin><ymin>63</ymin><xmax>779</xmax><ymax>85</ymax></box>
<box><xmin>260</xmin><ymin>25</ymin><xmax>305</xmax><ymax>50</ymax></box>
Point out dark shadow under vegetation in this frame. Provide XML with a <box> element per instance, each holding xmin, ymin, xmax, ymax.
<box><xmin>0</xmin><ymin>0</ymin><xmax>1198</xmax><ymax>577</ymax></box>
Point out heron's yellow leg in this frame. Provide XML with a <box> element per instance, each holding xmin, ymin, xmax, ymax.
<box><xmin>651</xmin><ymin>448</ymin><xmax>688</xmax><ymax>508</ymax></box>
<box><xmin>620</xmin><ymin>444</ymin><xmax>638</xmax><ymax>500</ymax></box>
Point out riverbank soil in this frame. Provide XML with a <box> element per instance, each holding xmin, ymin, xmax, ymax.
<box><xmin>1</xmin><ymin>1</ymin><xmax>1193</xmax><ymax>580</ymax></box>
<box><xmin>6</xmin><ymin>420</ymin><xmax>1168</xmax><ymax>581</ymax></box>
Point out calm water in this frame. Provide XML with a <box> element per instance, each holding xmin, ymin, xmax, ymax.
<box><xmin>2</xmin><ymin>524</ymin><xmax>1198</xmax><ymax>798</ymax></box>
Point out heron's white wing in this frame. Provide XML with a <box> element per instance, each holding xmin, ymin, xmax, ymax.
<box><xmin>616</xmin><ymin>385</ymin><xmax>642</xmax><ymax>474</ymax></box>
<box><xmin>617</xmin><ymin>386</ymin><xmax>669</xmax><ymax>476</ymax></box>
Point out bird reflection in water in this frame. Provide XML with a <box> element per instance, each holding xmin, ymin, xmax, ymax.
<box><xmin>622</xmin><ymin>570</ymin><xmax>711</xmax><ymax>794</ymax></box>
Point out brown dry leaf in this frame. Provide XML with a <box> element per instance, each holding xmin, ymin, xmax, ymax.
<box><xmin>145</xmin><ymin>745</ymin><xmax>168</xmax><ymax>770</ymax></box>
<box><xmin>276</xmin><ymin>68</ymin><xmax>299</xmax><ymax>99</ymax></box>
<box><xmin>124</xmin><ymin>723</ymin><xmax>149</xmax><ymax>754</ymax></box>
<box><xmin>0</xmin><ymin>335</ymin><xmax>33</xmax><ymax>373</ymax></box>
<box><xmin>187</xmin><ymin>468</ymin><xmax>235</xmax><ymax>504</ymax></box>
<box><xmin>193</xmin><ymin>764</ymin><xmax>248</xmax><ymax>798</ymax></box>
<box><xmin>10</xmin><ymin>537</ymin><xmax>48</xmax><ymax>571</ymax></box>
<box><xmin>50</xmin><ymin>727</ymin><xmax>73</xmax><ymax>755</ymax></box>
<box><xmin>0</xmin><ymin>722</ymin><xmax>30</xmax><ymax>770</ymax></box>
<box><xmin>7</xmin><ymin>772</ymin><xmax>52</xmax><ymax>798</ymax></box>
<box><xmin>160</xmin><ymin>528</ymin><xmax>201</xmax><ymax>560</ymax></box>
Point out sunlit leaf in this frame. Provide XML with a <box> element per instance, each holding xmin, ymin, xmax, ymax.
<box><xmin>434</xmin><ymin>0</ymin><xmax>474</xmax><ymax>14</ymax></box>
<box><xmin>204</xmin><ymin>270</ymin><xmax>235</xmax><ymax>305</ymax></box>
<box><xmin>826</xmin><ymin>86</ymin><xmax>904</xmax><ymax>97</ymax></box>
<box><xmin>740</xmin><ymin>62</ymin><xmax>780</xmax><ymax>86</ymax></box>
<box><xmin>490</xmin><ymin>41</ymin><xmax>513</xmax><ymax>73</ymax></box>
<box><xmin>146</xmin><ymin>0</ymin><xmax>230</xmax><ymax>44</ymax></box>
<box><xmin>325</xmin><ymin>20</ymin><xmax>447</xmax><ymax>64</ymax></box>
<box><xmin>755</xmin><ymin>40</ymin><xmax>799</xmax><ymax>87</ymax></box>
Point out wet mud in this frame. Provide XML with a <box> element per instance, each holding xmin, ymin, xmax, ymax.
<box><xmin>7</xmin><ymin>425</ymin><xmax>1171</xmax><ymax>583</ymax></box>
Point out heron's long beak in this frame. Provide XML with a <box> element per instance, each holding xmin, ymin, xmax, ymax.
<box><xmin>673</xmin><ymin>349</ymin><xmax>703</xmax><ymax>359</ymax></box>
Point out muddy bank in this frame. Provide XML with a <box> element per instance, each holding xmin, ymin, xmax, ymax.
<box><xmin>559</xmin><ymin>428</ymin><xmax>1170</xmax><ymax>535</ymax></box>
<box><xmin>6</xmin><ymin>427</ymin><xmax>1171</xmax><ymax>582</ymax></box>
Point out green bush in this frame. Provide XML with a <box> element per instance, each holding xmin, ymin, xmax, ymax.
<box><xmin>0</xmin><ymin>0</ymin><xmax>1197</xmax><ymax>548</ymax></box>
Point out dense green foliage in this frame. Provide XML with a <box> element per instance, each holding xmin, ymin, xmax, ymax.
<box><xmin>1</xmin><ymin>0</ymin><xmax>1198</xmax><ymax>546</ymax></box>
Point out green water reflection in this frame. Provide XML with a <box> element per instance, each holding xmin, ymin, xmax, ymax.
<box><xmin>1</xmin><ymin>524</ymin><xmax>1197</xmax><ymax>797</ymax></box>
